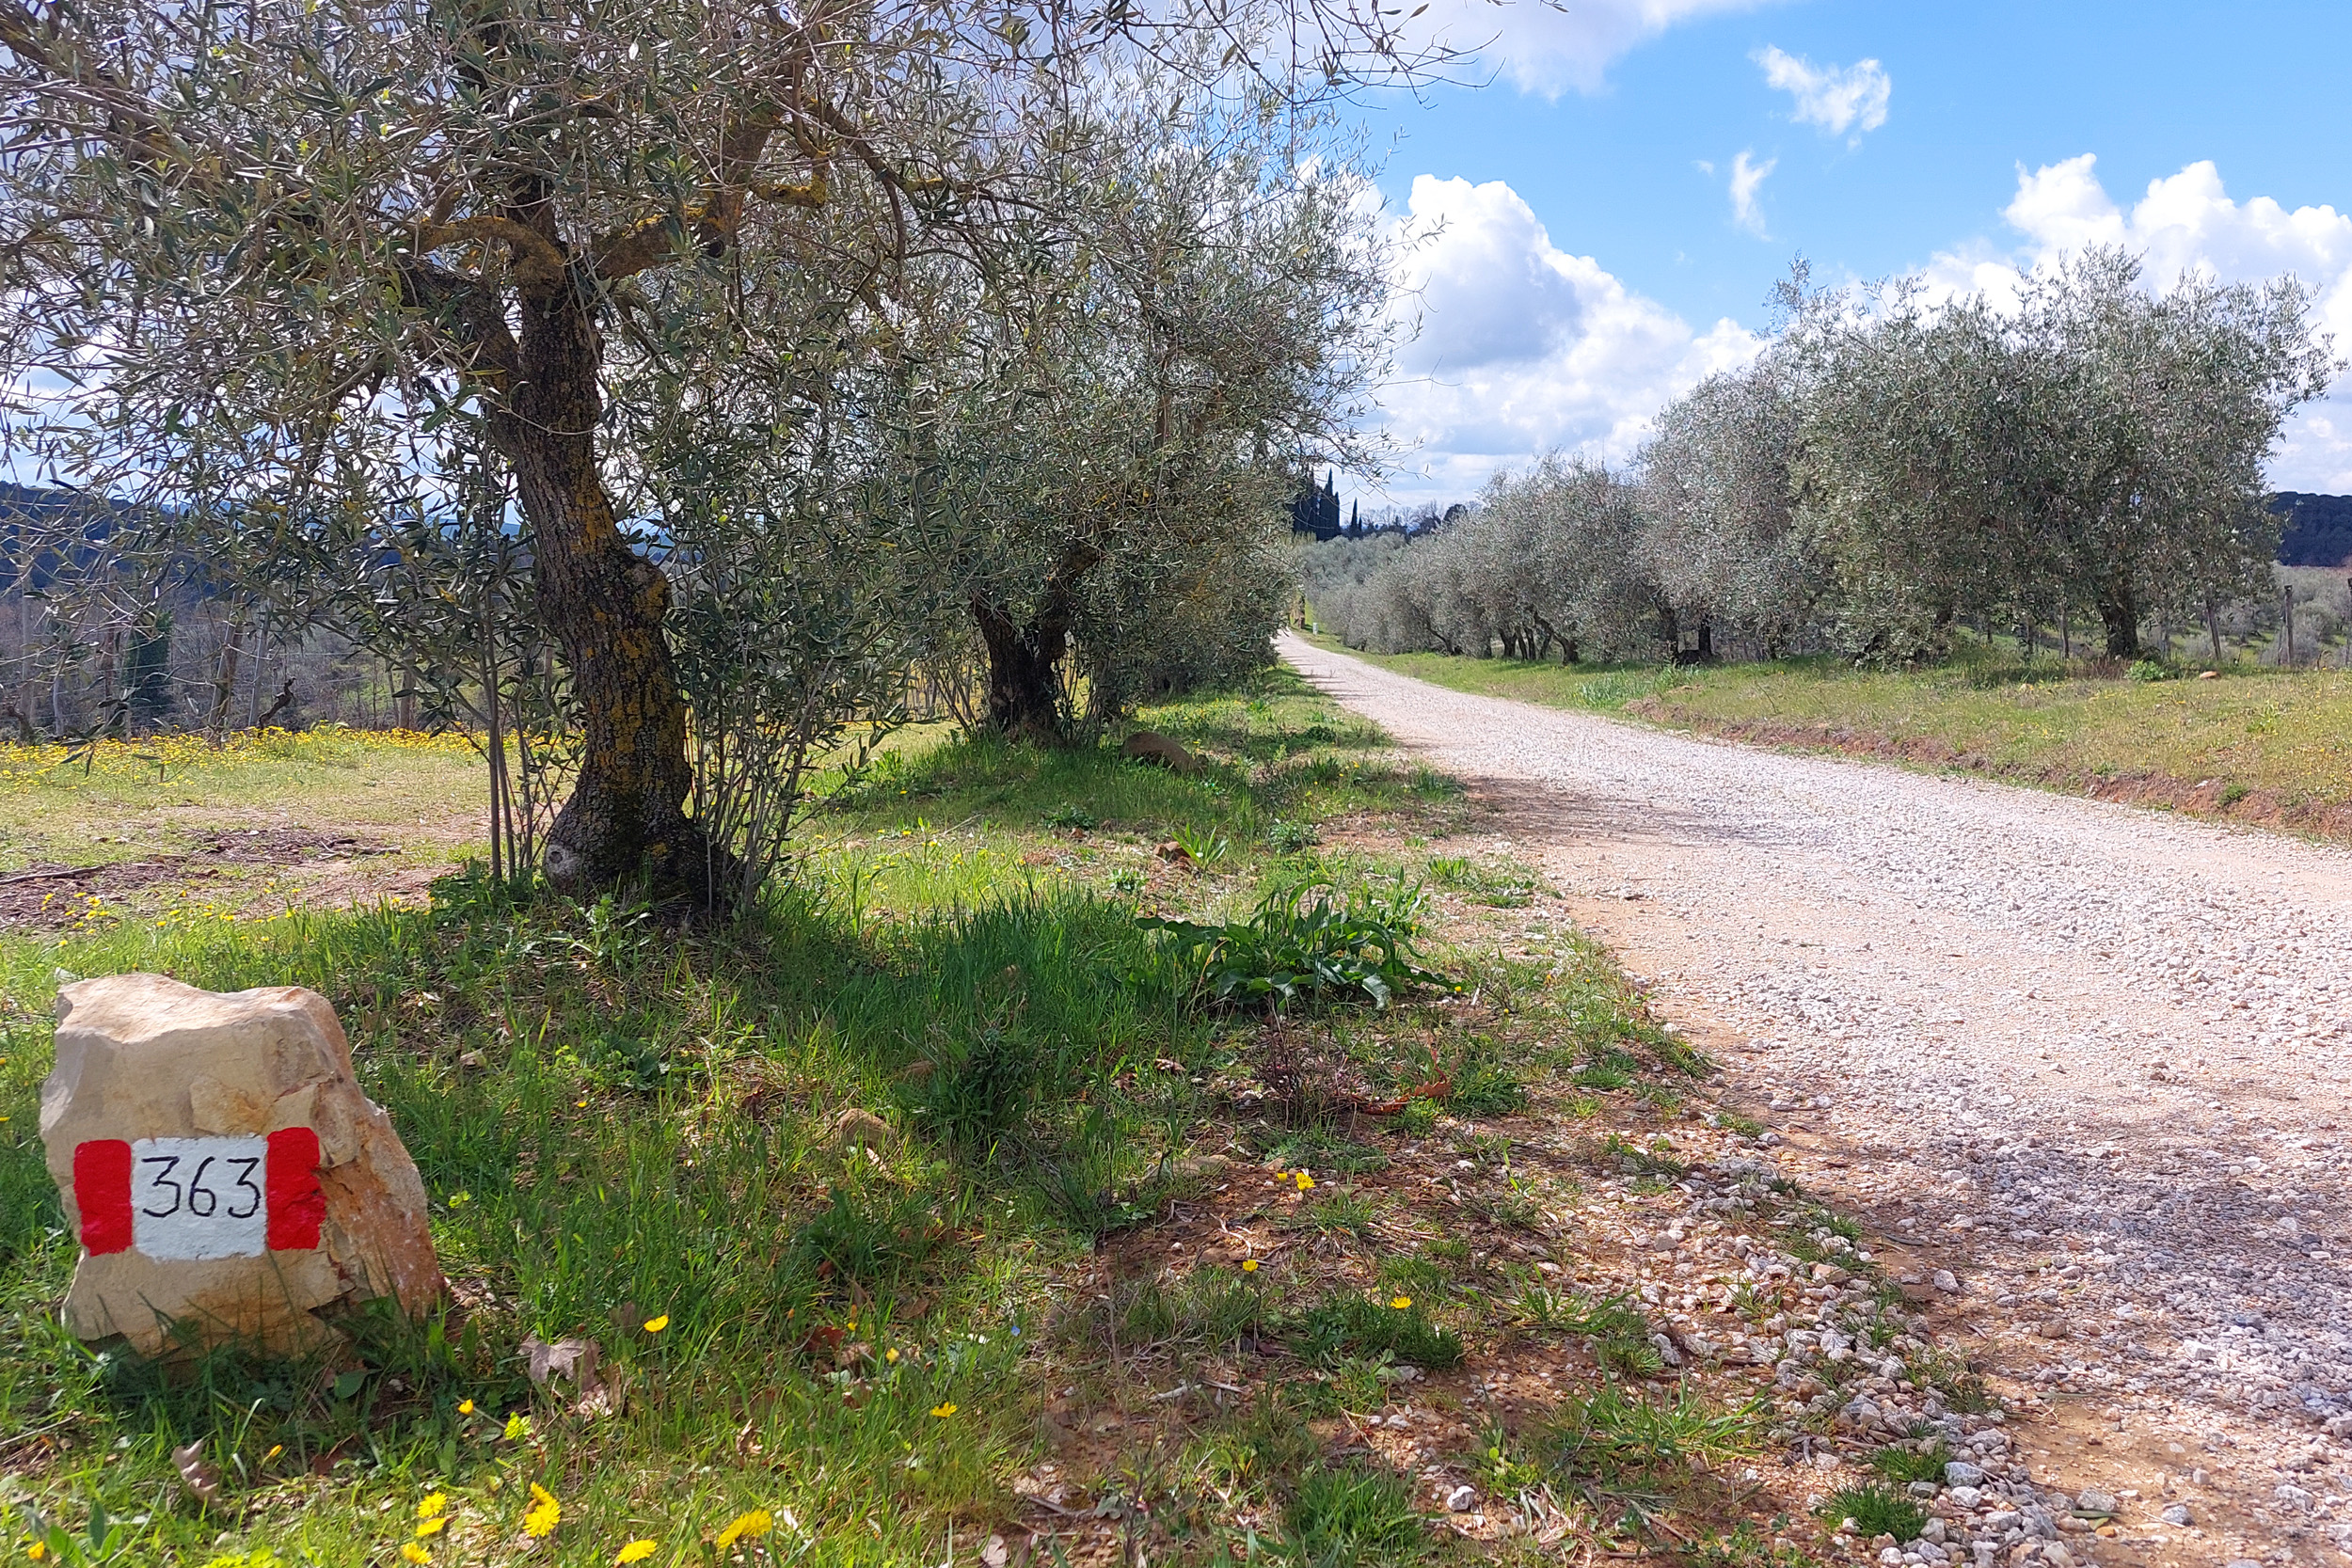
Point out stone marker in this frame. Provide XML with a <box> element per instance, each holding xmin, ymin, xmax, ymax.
<box><xmin>40</xmin><ymin>974</ymin><xmax>443</xmax><ymax>1355</ymax></box>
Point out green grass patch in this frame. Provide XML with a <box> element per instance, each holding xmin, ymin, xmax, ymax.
<box><xmin>1817</xmin><ymin>1481</ymin><xmax>1928</xmax><ymax>1541</ymax></box>
<box><xmin>1305</xmin><ymin>633</ymin><xmax>2352</xmax><ymax>831</ymax></box>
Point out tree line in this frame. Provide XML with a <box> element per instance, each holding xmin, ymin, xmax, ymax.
<box><xmin>1310</xmin><ymin>254</ymin><xmax>2337</xmax><ymax>668</ymax></box>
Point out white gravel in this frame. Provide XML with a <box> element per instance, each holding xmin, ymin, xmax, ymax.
<box><xmin>1283</xmin><ymin>633</ymin><xmax>2352</xmax><ymax>1563</ymax></box>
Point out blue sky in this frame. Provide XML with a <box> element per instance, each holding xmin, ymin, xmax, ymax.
<box><xmin>1351</xmin><ymin>1</ymin><xmax>2352</xmax><ymax>508</ymax></box>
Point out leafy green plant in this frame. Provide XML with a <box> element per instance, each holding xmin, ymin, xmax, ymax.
<box><xmin>1267</xmin><ymin>818</ymin><xmax>1323</xmax><ymax>852</ymax></box>
<box><xmin>2126</xmin><ymin>658</ymin><xmax>2175</xmax><ymax>682</ymax></box>
<box><xmin>1170</xmin><ymin>822</ymin><xmax>1232</xmax><ymax>867</ymax></box>
<box><xmin>1390</xmin><ymin>1097</ymin><xmax>1438</xmax><ymax>1135</ymax></box>
<box><xmin>1817</xmin><ymin>1482</ymin><xmax>1926</xmax><ymax>1541</ymax></box>
<box><xmin>1140</xmin><ymin>877</ymin><xmax>1446</xmax><ymax>1013</ymax></box>
<box><xmin>1043</xmin><ymin>803</ymin><xmax>1099</xmax><ymax>832</ymax></box>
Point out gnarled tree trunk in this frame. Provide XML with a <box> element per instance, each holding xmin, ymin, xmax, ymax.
<box><xmin>489</xmin><ymin>268</ymin><xmax>714</xmax><ymax>899</ymax></box>
<box><xmin>968</xmin><ymin>540</ymin><xmax>1103</xmax><ymax>747</ymax></box>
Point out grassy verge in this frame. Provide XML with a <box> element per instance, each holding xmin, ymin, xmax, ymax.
<box><xmin>0</xmin><ymin>670</ymin><xmax>1963</xmax><ymax>1567</ymax></box>
<box><xmin>1307</xmin><ymin>634</ymin><xmax>2352</xmax><ymax>839</ymax></box>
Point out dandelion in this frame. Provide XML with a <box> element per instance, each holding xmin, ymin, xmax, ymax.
<box><xmin>1240</xmin><ymin>1259</ymin><xmax>1259</xmax><ymax>1273</ymax></box>
<box><xmin>503</xmin><ymin>1412</ymin><xmax>530</xmax><ymax>1440</ymax></box>
<box><xmin>457</xmin><ymin>1399</ymin><xmax>474</xmax><ymax>1415</ymax></box>
<box><xmin>1294</xmin><ymin>1170</ymin><xmax>1313</xmax><ymax>1191</ymax></box>
<box><xmin>713</xmin><ymin>1510</ymin><xmax>773</xmax><ymax>1549</ymax></box>
<box><xmin>418</xmin><ymin>1493</ymin><xmax>448</xmax><ymax>1519</ymax></box>
<box><xmin>929</xmin><ymin>1402</ymin><xmax>958</xmax><ymax>1418</ymax></box>
<box><xmin>523</xmin><ymin>1482</ymin><xmax>562</xmax><ymax>1538</ymax></box>
<box><xmin>642</xmin><ymin>1314</ymin><xmax>669</xmax><ymax>1334</ymax></box>
<box><xmin>1390</xmin><ymin>1295</ymin><xmax>1412</xmax><ymax>1310</ymax></box>
<box><xmin>416</xmin><ymin>1516</ymin><xmax>449</xmax><ymax>1538</ymax></box>
<box><xmin>884</xmin><ymin>1348</ymin><xmax>900</xmax><ymax>1364</ymax></box>
<box><xmin>400</xmin><ymin>1547</ymin><xmax>430</xmax><ymax>1565</ymax></box>
<box><xmin>615</xmin><ymin>1542</ymin><xmax>658</xmax><ymax>1565</ymax></box>
<box><xmin>29</xmin><ymin>1544</ymin><xmax>48</xmax><ymax>1561</ymax></box>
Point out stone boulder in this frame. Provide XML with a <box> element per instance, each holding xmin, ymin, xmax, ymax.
<box><xmin>1120</xmin><ymin>731</ymin><xmax>1198</xmax><ymax>774</ymax></box>
<box><xmin>39</xmin><ymin>974</ymin><xmax>443</xmax><ymax>1356</ymax></box>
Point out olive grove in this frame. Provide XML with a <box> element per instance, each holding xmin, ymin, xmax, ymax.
<box><xmin>1311</xmin><ymin>251</ymin><xmax>2335</xmax><ymax>667</ymax></box>
<box><xmin>0</xmin><ymin>0</ymin><xmax>1408</xmax><ymax>901</ymax></box>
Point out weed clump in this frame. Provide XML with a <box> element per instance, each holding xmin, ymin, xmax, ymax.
<box><xmin>1293</xmin><ymin>1291</ymin><xmax>1464</xmax><ymax>1370</ymax></box>
<box><xmin>1817</xmin><ymin>1481</ymin><xmax>1927</xmax><ymax>1542</ymax></box>
<box><xmin>1141</xmin><ymin>876</ymin><xmax>1445</xmax><ymax>1013</ymax></box>
<box><xmin>1867</xmin><ymin>1440</ymin><xmax>1952</xmax><ymax>1484</ymax></box>
<box><xmin>1280</xmin><ymin>1462</ymin><xmax>1430</xmax><ymax>1566</ymax></box>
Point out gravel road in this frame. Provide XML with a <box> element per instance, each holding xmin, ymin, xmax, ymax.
<box><xmin>1281</xmin><ymin>633</ymin><xmax>2352</xmax><ymax>1568</ymax></box>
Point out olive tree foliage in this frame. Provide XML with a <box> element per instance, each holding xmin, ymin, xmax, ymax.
<box><xmin>1305</xmin><ymin>456</ymin><xmax>1661</xmax><ymax>659</ymax></box>
<box><xmin>0</xmin><ymin>0</ymin><xmax>1440</xmax><ymax>899</ymax></box>
<box><xmin>1314</xmin><ymin>250</ymin><xmax>2334</xmax><ymax>670</ymax></box>
<box><xmin>920</xmin><ymin>101</ymin><xmax>1392</xmax><ymax>741</ymax></box>
<box><xmin>1639</xmin><ymin>346</ymin><xmax>1827</xmax><ymax>658</ymax></box>
<box><xmin>1796</xmin><ymin>251</ymin><xmax>2335</xmax><ymax>661</ymax></box>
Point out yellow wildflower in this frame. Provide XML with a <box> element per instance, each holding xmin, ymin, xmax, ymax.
<box><xmin>457</xmin><ymin>1399</ymin><xmax>474</xmax><ymax>1415</ymax></box>
<box><xmin>1241</xmin><ymin>1259</ymin><xmax>1260</xmax><ymax>1273</ymax></box>
<box><xmin>713</xmin><ymin>1509</ymin><xmax>773</xmax><ymax>1549</ymax></box>
<box><xmin>415</xmin><ymin>1516</ymin><xmax>449</xmax><ymax>1538</ymax></box>
<box><xmin>930</xmin><ymin>1402</ymin><xmax>958</xmax><ymax>1418</ymax></box>
<box><xmin>30</xmin><ymin>1544</ymin><xmax>49</xmax><ymax>1561</ymax></box>
<box><xmin>503</xmin><ymin>1412</ymin><xmax>530</xmax><ymax>1440</ymax></box>
<box><xmin>1390</xmin><ymin>1295</ymin><xmax>1412</xmax><ymax>1310</ymax></box>
<box><xmin>642</xmin><ymin>1314</ymin><xmax>669</xmax><ymax>1334</ymax></box>
<box><xmin>1294</xmin><ymin>1171</ymin><xmax>1313</xmax><ymax>1191</ymax></box>
<box><xmin>265</xmin><ymin>1444</ymin><xmax>283</xmax><ymax>1460</ymax></box>
<box><xmin>418</xmin><ymin>1493</ymin><xmax>448</xmax><ymax>1519</ymax></box>
<box><xmin>401</xmin><ymin>1547</ymin><xmax>430</xmax><ymax>1566</ymax></box>
<box><xmin>614</xmin><ymin>1541</ymin><xmax>659</xmax><ymax>1565</ymax></box>
<box><xmin>884</xmin><ymin>1347</ymin><xmax>900</xmax><ymax>1363</ymax></box>
<box><xmin>523</xmin><ymin>1481</ymin><xmax>562</xmax><ymax>1538</ymax></box>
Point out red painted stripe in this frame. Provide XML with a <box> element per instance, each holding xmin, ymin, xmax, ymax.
<box><xmin>72</xmin><ymin>1139</ymin><xmax>135</xmax><ymax>1256</ymax></box>
<box><xmin>264</xmin><ymin>1127</ymin><xmax>325</xmax><ymax>1251</ymax></box>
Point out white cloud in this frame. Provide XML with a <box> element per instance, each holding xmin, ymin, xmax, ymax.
<box><xmin>1729</xmin><ymin>150</ymin><xmax>1776</xmax><ymax>238</ymax></box>
<box><xmin>1370</xmin><ymin>175</ymin><xmax>1758</xmax><ymax>505</ymax></box>
<box><xmin>1753</xmin><ymin>45</ymin><xmax>1890</xmax><ymax>139</ymax></box>
<box><xmin>1925</xmin><ymin>155</ymin><xmax>2352</xmax><ymax>489</ymax></box>
<box><xmin>1409</xmin><ymin>0</ymin><xmax>1767</xmax><ymax>97</ymax></box>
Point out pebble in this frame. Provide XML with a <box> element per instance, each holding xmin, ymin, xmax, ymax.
<box><xmin>2159</xmin><ymin>1504</ymin><xmax>2192</xmax><ymax>1526</ymax></box>
<box><xmin>1444</xmin><ymin>1484</ymin><xmax>1475</xmax><ymax>1513</ymax></box>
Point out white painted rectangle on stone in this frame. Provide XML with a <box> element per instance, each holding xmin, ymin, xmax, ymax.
<box><xmin>130</xmin><ymin>1136</ymin><xmax>270</xmax><ymax>1259</ymax></box>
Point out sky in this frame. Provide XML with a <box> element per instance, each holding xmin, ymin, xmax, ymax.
<box><xmin>1349</xmin><ymin>0</ymin><xmax>2352</xmax><ymax>510</ymax></box>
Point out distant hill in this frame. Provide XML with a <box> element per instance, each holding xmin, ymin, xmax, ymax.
<box><xmin>2271</xmin><ymin>492</ymin><xmax>2352</xmax><ymax>566</ymax></box>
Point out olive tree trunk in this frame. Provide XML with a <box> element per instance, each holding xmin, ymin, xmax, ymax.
<box><xmin>967</xmin><ymin>541</ymin><xmax>1103</xmax><ymax>747</ymax></box>
<box><xmin>490</xmin><ymin>273</ymin><xmax>714</xmax><ymax>898</ymax></box>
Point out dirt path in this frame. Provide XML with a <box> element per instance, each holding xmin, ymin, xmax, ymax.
<box><xmin>1282</xmin><ymin>632</ymin><xmax>2352</xmax><ymax>1568</ymax></box>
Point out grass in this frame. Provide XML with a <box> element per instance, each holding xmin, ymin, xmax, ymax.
<box><xmin>1816</xmin><ymin>1481</ymin><xmax>1927</xmax><ymax>1542</ymax></box>
<box><xmin>0</xmin><ymin>661</ymin><xmax>1937</xmax><ymax>1565</ymax></box>
<box><xmin>1310</xmin><ymin>632</ymin><xmax>2352</xmax><ymax>835</ymax></box>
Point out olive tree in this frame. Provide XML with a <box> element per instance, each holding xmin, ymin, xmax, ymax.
<box><xmin>0</xmin><ymin>0</ymin><xmax>1432</xmax><ymax>894</ymax></box>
